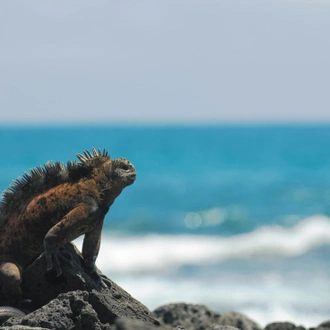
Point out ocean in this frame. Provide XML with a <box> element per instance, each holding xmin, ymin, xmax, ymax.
<box><xmin>0</xmin><ymin>125</ymin><xmax>330</xmax><ymax>327</ymax></box>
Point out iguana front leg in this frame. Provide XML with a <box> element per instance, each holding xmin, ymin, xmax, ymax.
<box><xmin>82</xmin><ymin>218</ymin><xmax>103</xmax><ymax>274</ymax></box>
<box><xmin>44</xmin><ymin>201</ymin><xmax>99</xmax><ymax>276</ymax></box>
<box><xmin>82</xmin><ymin>218</ymin><xmax>111</xmax><ymax>288</ymax></box>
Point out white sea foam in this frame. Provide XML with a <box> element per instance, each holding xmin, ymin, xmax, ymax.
<box><xmin>109</xmin><ymin>274</ymin><xmax>330</xmax><ymax>328</ymax></box>
<box><xmin>75</xmin><ymin>214</ymin><xmax>330</xmax><ymax>274</ymax></box>
<box><xmin>74</xmin><ymin>215</ymin><xmax>330</xmax><ymax>326</ymax></box>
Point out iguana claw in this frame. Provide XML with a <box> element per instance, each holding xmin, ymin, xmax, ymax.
<box><xmin>83</xmin><ymin>259</ymin><xmax>111</xmax><ymax>288</ymax></box>
<box><xmin>45</xmin><ymin>249</ymin><xmax>71</xmax><ymax>276</ymax></box>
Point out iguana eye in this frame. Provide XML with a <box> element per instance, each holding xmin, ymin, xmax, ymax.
<box><xmin>120</xmin><ymin>164</ymin><xmax>129</xmax><ymax>171</ymax></box>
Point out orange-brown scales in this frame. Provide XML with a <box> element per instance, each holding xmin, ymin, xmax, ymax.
<box><xmin>0</xmin><ymin>148</ymin><xmax>136</xmax><ymax>305</ymax></box>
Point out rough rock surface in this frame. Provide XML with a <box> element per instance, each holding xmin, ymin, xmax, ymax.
<box><xmin>218</xmin><ymin>312</ymin><xmax>262</xmax><ymax>330</ymax></box>
<box><xmin>0</xmin><ymin>243</ymin><xmax>161</xmax><ymax>329</ymax></box>
<box><xmin>109</xmin><ymin>318</ymin><xmax>168</xmax><ymax>330</ymax></box>
<box><xmin>152</xmin><ymin>303</ymin><xmax>261</xmax><ymax>330</ymax></box>
<box><xmin>315</xmin><ymin>320</ymin><xmax>330</xmax><ymax>330</ymax></box>
<box><xmin>264</xmin><ymin>322</ymin><xmax>306</xmax><ymax>330</ymax></box>
<box><xmin>312</xmin><ymin>321</ymin><xmax>330</xmax><ymax>330</ymax></box>
<box><xmin>0</xmin><ymin>327</ymin><xmax>49</xmax><ymax>330</ymax></box>
<box><xmin>153</xmin><ymin>303</ymin><xmax>222</xmax><ymax>330</ymax></box>
<box><xmin>205</xmin><ymin>326</ymin><xmax>241</xmax><ymax>330</ymax></box>
<box><xmin>1</xmin><ymin>242</ymin><xmax>329</xmax><ymax>330</ymax></box>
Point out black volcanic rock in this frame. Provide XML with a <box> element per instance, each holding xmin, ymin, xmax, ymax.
<box><xmin>153</xmin><ymin>303</ymin><xmax>222</xmax><ymax>330</ymax></box>
<box><xmin>264</xmin><ymin>322</ymin><xmax>306</xmax><ymax>330</ymax></box>
<box><xmin>109</xmin><ymin>318</ymin><xmax>170</xmax><ymax>330</ymax></box>
<box><xmin>2</xmin><ymin>290</ymin><xmax>164</xmax><ymax>330</ymax></box>
<box><xmin>152</xmin><ymin>303</ymin><xmax>261</xmax><ymax>330</ymax></box>
<box><xmin>0</xmin><ymin>243</ymin><xmax>329</xmax><ymax>330</ymax></box>
<box><xmin>218</xmin><ymin>312</ymin><xmax>262</xmax><ymax>330</ymax></box>
<box><xmin>313</xmin><ymin>320</ymin><xmax>330</xmax><ymax>330</ymax></box>
<box><xmin>0</xmin><ymin>243</ymin><xmax>161</xmax><ymax>329</ymax></box>
<box><xmin>206</xmin><ymin>326</ymin><xmax>241</xmax><ymax>330</ymax></box>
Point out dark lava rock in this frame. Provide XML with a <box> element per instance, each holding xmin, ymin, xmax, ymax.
<box><xmin>265</xmin><ymin>322</ymin><xmax>296</xmax><ymax>330</ymax></box>
<box><xmin>2</xmin><ymin>242</ymin><xmax>328</xmax><ymax>330</ymax></box>
<box><xmin>218</xmin><ymin>312</ymin><xmax>262</xmax><ymax>330</ymax></box>
<box><xmin>109</xmin><ymin>318</ymin><xmax>167</xmax><ymax>330</ymax></box>
<box><xmin>0</xmin><ymin>243</ymin><xmax>161</xmax><ymax>329</ymax></box>
<box><xmin>264</xmin><ymin>322</ymin><xmax>306</xmax><ymax>330</ymax></box>
<box><xmin>313</xmin><ymin>320</ymin><xmax>330</xmax><ymax>330</ymax></box>
<box><xmin>153</xmin><ymin>303</ymin><xmax>222</xmax><ymax>330</ymax></box>
<box><xmin>205</xmin><ymin>326</ymin><xmax>241</xmax><ymax>330</ymax></box>
<box><xmin>153</xmin><ymin>304</ymin><xmax>262</xmax><ymax>330</ymax></box>
<box><xmin>3</xmin><ymin>291</ymin><xmax>97</xmax><ymax>330</ymax></box>
<box><xmin>0</xmin><ymin>327</ymin><xmax>49</xmax><ymax>330</ymax></box>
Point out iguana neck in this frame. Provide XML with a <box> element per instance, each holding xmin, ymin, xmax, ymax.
<box><xmin>98</xmin><ymin>178</ymin><xmax>124</xmax><ymax>209</ymax></box>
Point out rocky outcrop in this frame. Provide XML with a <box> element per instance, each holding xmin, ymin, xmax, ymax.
<box><xmin>313</xmin><ymin>321</ymin><xmax>330</xmax><ymax>330</ymax></box>
<box><xmin>218</xmin><ymin>312</ymin><xmax>262</xmax><ymax>330</ymax></box>
<box><xmin>264</xmin><ymin>322</ymin><xmax>305</xmax><ymax>330</ymax></box>
<box><xmin>0</xmin><ymin>243</ymin><xmax>329</xmax><ymax>330</ymax></box>
<box><xmin>153</xmin><ymin>304</ymin><xmax>262</xmax><ymax>330</ymax></box>
<box><xmin>205</xmin><ymin>327</ymin><xmax>241</xmax><ymax>330</ymax></box>
<box><xmin>0</xmin><ymin>243</ymin><xmax>161</xmax><ymax>329</ymax></box>
<box><xmin>153</xmin><ymin>303</ymin><xmax>222</xmax><ymax>329</ymax></box>
<box><xmin>2</xmin><ymin>290</ymin><xmax>163</xmax><ymax>330</ymax></box>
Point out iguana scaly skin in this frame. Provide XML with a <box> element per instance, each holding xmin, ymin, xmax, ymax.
<box><xmin>0</xmin><ymin>148</ymin><xmax>136</xmax><ymax>306</ymax></box>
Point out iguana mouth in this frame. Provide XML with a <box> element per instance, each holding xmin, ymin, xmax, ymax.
<box><xmin>128</xmin><ymin>173</ymin><xmax>136</xmax><ymax>181</ymax></box>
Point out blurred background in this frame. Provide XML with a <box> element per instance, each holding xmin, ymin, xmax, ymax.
<box><xmin>1</xmin><ymin>0</ymin><xmax>330</xmax><ymax>327</ymax></box>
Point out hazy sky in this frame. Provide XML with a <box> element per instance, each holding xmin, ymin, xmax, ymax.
<box><xmin>1</xmin><ymin>0</ymin><xmax>330</xmax><ymax>124</ymax></box>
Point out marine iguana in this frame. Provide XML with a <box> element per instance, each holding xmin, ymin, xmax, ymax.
<box><xmin>0</xmin><ymin>148</ymin><xmax>136</xmax><ymax>313</ymax></box>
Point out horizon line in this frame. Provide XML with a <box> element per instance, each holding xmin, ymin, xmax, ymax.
<box><xmin>1</xmin><ymin>120</ymin><xmax>330</xmax><ymax>128</ymax></box>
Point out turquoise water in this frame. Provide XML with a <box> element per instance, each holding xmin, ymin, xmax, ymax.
<box><xmin>2</xmin><ymin>125</ymin><xmax>330</xmax><ymax>234</ymax></box>
<box><xmin>1</xmin><ymin>125</ymin><xmax>330</xmax><ymax>325</ymax></box>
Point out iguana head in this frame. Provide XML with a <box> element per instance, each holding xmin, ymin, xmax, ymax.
<box><xmin>76</xmin><ymin>148</ymin><xmax>136</xmax><ymax>189</ymax></box>
<box><xmin>110</xmin><ymin>157</ymin><xmax>136</xmax><ymax>187</ymax></box>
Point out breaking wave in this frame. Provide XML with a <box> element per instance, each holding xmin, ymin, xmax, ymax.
<box><xmin>75</xmin><ymin>214</ymin><xmax>330</xmax><ymax>274</ymax></box>
<box><xmin>73</xmin><ymin>215</ymin><xmax>330</xmax><ymax>327</ymax></box>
